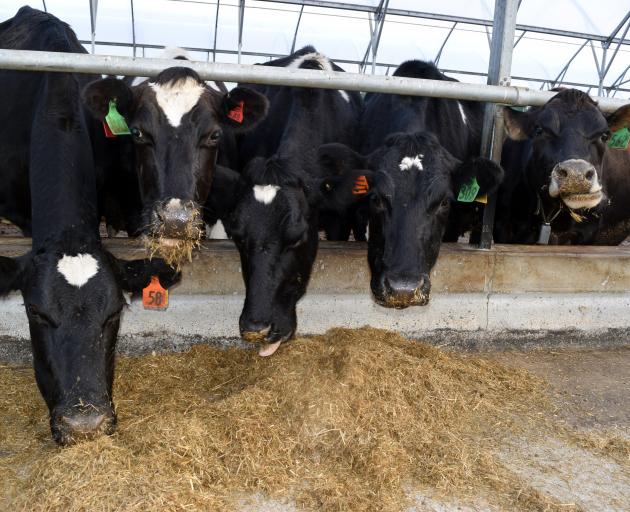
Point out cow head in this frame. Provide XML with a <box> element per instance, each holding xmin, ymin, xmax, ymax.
<box><xmin>503</xmin><ymin>89</ymin><xmax>630</xmax><ymax>213</ymax></box>
<box><xmin>82</xmin><ymin>68</ymin><xmax>268</xmax><ymax>265</ymax></box>
<box><xmin>319</xmin><ymin>132</ymin><xmax>503</xmax><ymax>308</ymax></box>
<box><xmin>216</xmin><ymin>159</ymin><xmax>317</xmax><ymax>357</ymax></box>
<box><xmin>0</xmin><ymin>237</ymin><xmax>179</xmax><ymax>445</ymax></box>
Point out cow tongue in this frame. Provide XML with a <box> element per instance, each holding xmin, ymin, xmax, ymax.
<box><xmin>259</xmin><ymin>341</ymin><xmax>282</xmax><ymax>357</ymax></box>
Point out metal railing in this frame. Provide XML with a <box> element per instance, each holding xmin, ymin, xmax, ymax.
<box><xmin>0</xmin><ymin>48</ymin><xmax>626</xmax><ymax>112</ymax></box>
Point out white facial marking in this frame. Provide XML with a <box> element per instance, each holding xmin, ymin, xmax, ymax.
<box><xmin>208</xmin><ymin>220</ymin><xmax>228</xmax><ymax>239</ymax></box>
<box><xmin>149</xmin><ymin>77</ymin><xmax>205</xmax><ymax>128</ymax></box>
<box><xmin>457</xmin><ymin>101</ymin><xmax>468</xmax><ymax>125</ymax></box>
<box><xmin>399</xmin><ymin>154</ymin><xmax>424</xmax><ymax>172</ymax></box>
<box><xmin>289</xmin><ymin>52</ymin><xmax>350</xmax><ymax>103</ymax></box>
<box><xmin>253</xmin><ymin>185</ymin><xmax>281</xmax><ymax>205</ymax></box>
<box><xmin>160</xmin><ymin>46</ymin><xmax>191</xmax><ymax>60</ymax></box>
<box><xmin>57</xmin><ymin>254</ymin><xmax>99</xmax><ymax>288</ymax></box>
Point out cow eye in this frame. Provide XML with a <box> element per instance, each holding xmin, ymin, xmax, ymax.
<box><xmin>26</xmin><ymin>304</ymin><xmax>58</xmax><ymax>328</ymax></box>
<box><xmin>601</xmin><ymin>131</ymin><xmax>610</xmax><ymax>142</ymax></box>
<box><xmin>209</xmin><ymin>130</ymin><xmax>222</xmax><ymax>142</ymax></box>
<box><xmin>130</xmin><ymin>127</ymin><xmax>142</xmax><ymax>138</ymax></box>
<box><xmin>533</xmin><ymin>125</ymin><xmax>544</xmax><ymax>136</ymax></box>
<box><xmin>440</xmin><ymin>198</ymin><xmax>450</xmax><ymax>209</ymax></box>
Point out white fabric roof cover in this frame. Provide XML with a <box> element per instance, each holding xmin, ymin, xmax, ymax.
<box><xmin>1</xmin><ymin>1</ymin><xmax>629</xmax><ymax>98</ymax></box>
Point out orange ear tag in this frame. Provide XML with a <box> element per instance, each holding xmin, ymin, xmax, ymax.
<box><xmin>352</xmin><ymin>175</ymin><xmax>370</xmax><ymax>195</ymax></box>
<box><xmin>227</xmin><ymin>100</ymin><xmax>245</xmax><ymax>123</ymax></box>
<box><xmin>142</xmin><ymin>276</ymin><xmax>169</xmax><ymax>310</ymax></box>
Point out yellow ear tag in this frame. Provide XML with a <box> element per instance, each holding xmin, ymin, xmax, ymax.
<box><xmin>474</xmin><ymin>194</ymin><xmax>488</xmax><ymax>204</ymax></box>
<box><xmin>142</xmin><ymin>276</ymin><xmax>169</xmax><ymax>310</ymax></box>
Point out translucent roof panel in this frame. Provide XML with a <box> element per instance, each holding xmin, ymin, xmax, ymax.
<box><xmin>0</xmin><ymin>1</ymin><xmax>628</xmax><ymax>99</ymax></box>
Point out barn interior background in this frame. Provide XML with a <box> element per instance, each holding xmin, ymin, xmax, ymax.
<box><xmin>1</xmin><ymin>0</ymin><xmax>629</xmax><ymax>98</ymax></box>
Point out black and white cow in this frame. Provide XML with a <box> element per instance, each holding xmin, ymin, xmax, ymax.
<box><xmin>209</xmin><ymin>47</ymin><xmax>362</xmax><ymax>355</ymax></box>
<box><xmin>81</xmin><ymin>55</ymin><xmax>268</xmax><ymax>259</ymax></box>
<box><xmin>318</xmin><ymin>60</ymin><xmax>503</xmax><ymax>308</ymax></box>
<box><xmin>496</xmin><ymin>89</ymin><xmax>630</xmax><ymax>244</ymax></box>
<box><xmin>0</xmin><ymin>6</ymin><xmax>178</xmax><ymax>445</ymax></box>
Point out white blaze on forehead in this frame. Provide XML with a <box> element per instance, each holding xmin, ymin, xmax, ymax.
<box><xmin>57</xmin><ymin>254</ymin><xmax>99</xmax><ymax>288</ymax></box>
<box><xmin>399</xmin><ymin>154</ymin><xmax>424</xmax><ymax>171</ymax></box>
<box><xmin>289</xmin><ymin>52</ymin><xmax>350</xmax><ymax>103</ymax></box>
<box><xmin>149</xmin><ymin>77</ymin><xmax>205</xmax><ymax>128</ymax></box>
<box><xmin>457</xmin><ymin>101</ymin><xmax>468</xmax><ymax>125</ymax></box>
<box><xmin>253</xmin><ymin>184</ymin><xmax>281</xmax><ymax>205</ymax></box>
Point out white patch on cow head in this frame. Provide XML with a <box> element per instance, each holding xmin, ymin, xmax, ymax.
<box><xmin>161</xmin><ymin>46</ymin><xmax>190</xmax><ymax>60</ymax></box>
<box><xmin>289</xmin><ymin>52</ymin><xmax>350</xmax><ymax>103</ymax></box>
<box><xmin>253</xmin><ymin>185</ymin><xmax>281</xmax><ymax>205</ymax></box>
<box><xmin>149</xmin><ymin>77</ymin><xmax>205</xmax><ymax>128</ymax></box>
<box><xmin>57</xmin><ymin>254</ymin><xmax>99</xmax><ymax>288</ymax></box>
<box><xmin>399</xmin><ymin>154</ymin><xmax>424</xmax><ymax>172</ymax></box>
<box><xmin>457</xmin><ymin>101</ymin><xmax>468</xmax><ymax>125</ymax></box>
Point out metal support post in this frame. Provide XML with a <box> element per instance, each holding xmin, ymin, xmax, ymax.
<box><xmin>479</xmin><ymin>0</ymin><xmax>519</xmax><ymax>249</ymax></box>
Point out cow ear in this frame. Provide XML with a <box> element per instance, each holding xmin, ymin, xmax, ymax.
<box><xmin>606</xmin><ymin>104</ymin><xmax>630</xmax><ymax>132</ymax></box>
<box><xmin>82</xmin><ymin>78</ymin><xmax>135</xmax><ymax>121</ymax></box>
<box><xmin>502</xmin><ymin>107</ymin><xmax>532</xmax><ymax>140</ymax></box>
<box><xmin>113</xmin><ymin>257</ymin><xmax>181</xmax><ymax>294</ymax></box>
<box><xmin>318</xmin><ymin>143</ymin><xmax>367</xmax><ymax>175</ymax></box>
<box><xmin>220</xmin><ymin>87</ymin><xmax>268</xmax><ymax>132</ymax></box>
<box><xmin>451</xmin><ymin>157</ymin><xmax>504</xmax><ymax>197</ymax></box>
<box><xmin>315</xmin><ymin>170</ymin><xmax>375</xmax><ymax>212</ymax></box>
<box><xmin>0</xmin><ymin>256</ymin><xmax>24</xmax><ymax>296</ymax></box>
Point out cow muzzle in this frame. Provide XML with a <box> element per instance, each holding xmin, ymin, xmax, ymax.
<box><xmin>146</xmin><ymin>198</ymin><xmax>203</xmax><ymax>267</ymax></box>
<box><xmin>374</xmin><ymin>273</ymin><xmax>431</xmax><ymax>308</ymax></box>
<box><xmin>548</xmin><ymin>159</ymin><xmax>603</xmax><ymax>210</ymax></box>
<box><xmin>51</xmin><ymin>406</ymin><xmax>116</xmax><ymax>446</ymax></box>
<box><xmin>239</xmin><ymin>318</ymin><xmax>294</xmax><ymax>357</ymax></box>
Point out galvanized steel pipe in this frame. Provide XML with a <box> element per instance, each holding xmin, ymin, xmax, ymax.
<box><xmin>0</xmin><ymin>49</ymin><xmax>627</xmax><ymax>112</ymax></box>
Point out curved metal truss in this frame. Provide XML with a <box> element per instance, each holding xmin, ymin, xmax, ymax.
<box><xmin>27</xmin><ymin>0</ymin><xmax>630</xmax><ymax>98</ymax></box>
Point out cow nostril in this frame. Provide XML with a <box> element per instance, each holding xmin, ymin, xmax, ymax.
<box><xmin>585</xmin><ymin>170</ymin><xmax>594</xmax><ymax>181</ymax></box>
<box><xmin>556</xmin><ymin>168</ymin><xmax>567</xmax><ymax>178</ymax></box>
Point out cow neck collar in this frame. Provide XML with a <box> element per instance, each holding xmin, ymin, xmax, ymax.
<box><xmin>535</xmin><ymin>191</ymin><xmax>563</xmax><ymax>225</ymax></box>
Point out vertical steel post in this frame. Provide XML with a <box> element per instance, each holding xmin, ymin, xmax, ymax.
<box><xmin>89</xmin><ymin>0</ymin><xmax>98</xmax><ymax>55</ymax></box>
<box><xmin>237</xmin><ymin>0</ymin><xmax>245</xmax><ymax>64</ymax></box>
<box><xmin>479</xmin><ymin>0</ymin><xmax>519</xmax><ymax>249</ymax></box>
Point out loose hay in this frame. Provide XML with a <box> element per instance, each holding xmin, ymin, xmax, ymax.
<box><xmin>1</xmin><ymin>328</ymin><xmax>579</xmax><ymax>511</ymax></box>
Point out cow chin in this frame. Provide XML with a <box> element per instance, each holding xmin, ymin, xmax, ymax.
<box><xmin>50</xmin><ymin>407</ymin><xmax>116</xmax><ymax>446</ymax></box>
<box><xmin>560</xmin><ymin>191</ymin><xmax>603</xmax><ymax>210</ymax></box>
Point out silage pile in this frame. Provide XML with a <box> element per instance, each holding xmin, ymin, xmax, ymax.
<box><xmin>1</xmin><ymin>328</ymin><xmax>560</xmax><ymax>511</ymax></box>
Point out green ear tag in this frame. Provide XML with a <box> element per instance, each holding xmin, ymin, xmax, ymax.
<box><xmin>457</xmin><ymin>177</ymin><xmax>480</xmax><ymax>203</ymax></box>
<box><xmin>105</xmin><ymin>100</ymin><xmax>131</xmax><ymax>136</ymax></box>
<box><xmin>608</xmin><ymin>126</ymin><xmax>630</xmax><ymax>150</ymax></box>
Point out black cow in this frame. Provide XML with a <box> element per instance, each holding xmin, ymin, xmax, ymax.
<box><xmin>0</xmin><ymin>7</ymin><xmax>178</xmax><ymax>445</ymax></box>
<box><xmin>81</xmin><ymin>56</ymin><xmax>268</xmax><ymax>262</ymax></box>
<box><xmin>318</xmin><ymin>60</ymin><xmax>503</xmax><ymax>308</ymax></box>
<box><xmin>210</xmin><ymin>48</ymin><xmax>361</xmax><ymax>356</ymax></box>
<box><xmin>496</xmin><ymin>89</ymin><xmax>630</xmax><ymax>244</ymax></box>
<box><xmin>358</xmin><ymin>61</ymin><xmax>487</xmax><ymax>242</ymax></box>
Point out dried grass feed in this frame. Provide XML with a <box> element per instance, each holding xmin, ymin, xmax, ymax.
<box><xmin>144</xmin><ymin>209</ymin><xmax>202</xmax><ymax>270</ymax></box>
<box><xmin>0</xmin><ymin>327</ymin><xmax>593</xmax><ymax>511</ymax></box>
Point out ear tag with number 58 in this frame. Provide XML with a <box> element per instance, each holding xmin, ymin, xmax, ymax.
<box><xmin>143</xmin><ymin>276</ymin><xmax>169</xmax><ymax>310</ymax></box>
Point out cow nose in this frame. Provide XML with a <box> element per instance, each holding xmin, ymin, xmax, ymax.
<box><xmin>153</xmin><ymin>198</ymin><xmax>199</xmax><ymax>238</ymax></box>
<box><xmin>55</xmin><ymin>409</ymin><xmax>115</xmax><ymax>445</ymax></box>
<box><xmin>240</xmin><ymin>319</ymin><xmax>272</xmax><ymax>342</ymax></box>
<box><xmin>382</xmin><ymin>274</ymin><xmax>430</xmax><ymax>308</ymax></box>
<box><xmin>551</xmin><ymin>159</ymin><xmax>597</xmax><ymax>192</ymax></box>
